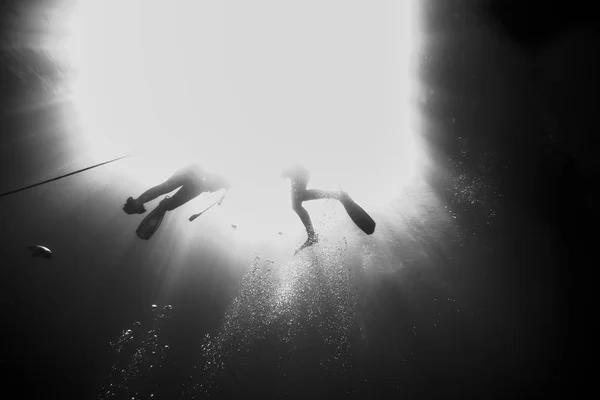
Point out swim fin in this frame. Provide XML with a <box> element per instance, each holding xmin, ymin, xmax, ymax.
<box><xmin>339</xmin><ymin>193</ymin><xmax>376</xmax><ymax>235</ymax></box>
<box><xmin>136</xmin><ymin>196</ymin><xmax>170</xmax><ymax>240</ymax></box>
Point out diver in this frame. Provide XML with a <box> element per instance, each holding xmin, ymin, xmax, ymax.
<box><xmin>123</xmin><ymin>164</ymin><xmax>230</xmax><ymax>239</ymax></box>
<box><xmin>281</xmin><ymin>164</ymin><xmax>376</xmax><ymax>254</ymax></box>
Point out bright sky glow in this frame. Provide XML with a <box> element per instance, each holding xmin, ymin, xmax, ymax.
<box><xmin>62</xmin><ymin>0</ymin><xmax>423</xmax><ymax>239</ymax></box>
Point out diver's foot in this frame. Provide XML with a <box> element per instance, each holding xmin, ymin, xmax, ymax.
<box><xmin>123</xmin><ymin>197</ymin><xmax>146</xmax><ymax>214</ymax></box>
<box><xmin>294</xmin><ymin>234</ymin><xmax>319</xmax><ymax>255</ymax></box>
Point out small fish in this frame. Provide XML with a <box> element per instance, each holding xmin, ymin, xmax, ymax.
<box><xmin>27</xmin><ymin>245</ymin><xmax>52</xmax><ymax>259</ymax></box>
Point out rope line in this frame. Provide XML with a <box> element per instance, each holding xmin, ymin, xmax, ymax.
<box><xmin>0</xmin><ymin>154</ymin><xmax>130</xmax><ymax>198</ymax></box>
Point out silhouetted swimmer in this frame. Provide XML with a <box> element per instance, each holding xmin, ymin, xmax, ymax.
<box><xmin>281</xmin><ymin>164</ymin><xmax>376</xmax><ymax>254</ymax></box>
<box><xmin>123</xmin><ymin>164</ymin><xmax>230</xmax><ymax>239</ymax></box>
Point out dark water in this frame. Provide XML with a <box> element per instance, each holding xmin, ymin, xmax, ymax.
<box><xmin>1</xmin><ymin>1</ymin><xmax>593</xmax><ymax>398</ymax></box>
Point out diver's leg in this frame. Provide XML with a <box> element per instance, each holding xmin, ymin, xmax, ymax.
<box><xmin>135</xmin><ymin>180</ymin><xmax>182</xmax><ymax>204</ymax></box>
<box><xmin>135</xmin><ymin>164</ymin><xmax>205</xmax><ymax>203</ymax></box>
<box><xmin>292</xmin><ymin>198</ymin><xmax>317</xmax><ymax>239</ymax></box>
<box><xmin>162</xmin><ymin>184</ymin><xmax>204</xmax><ymax>211</ymax></box>
<box><xmin>125</xmin><ymin>179</ymin><xmax>182</xmax><ymax>214</ymax></box>
<box><xmin>291</xmin><ymin>183</ymin><xmax>319</xmax><ymax>253</ymax></box>
<box><xmin>304</xmin><ymin>188</ymin><xmax>358</xmax><ymax>223</ymax></box>
<box><xmin>292</xmin><ymin>198</ymin><xmax>320</xmax><ymax>254</ymax></box>
<box><xmin>124</xmin><ymin>166</ymin><xmax>202</xmax><ymax>215</ymax></box>
<box><xmin>302</xmin><ymin>189</ymin><xmax>343</xmax><ymax>202</ymax></box>
<box><xmin>135</xmin><ymin>168</ymin><xmax>191</xmax><ymax>204</ymax></box>
<box><xmin>290</xmin><ymin>182</ymin><xmax>315</xmax><ymax>236</ymax></box>
<box><xmin>295</xmin><ymin>189</ymin><xmax>345</xmax><ymax>235</ymax></box>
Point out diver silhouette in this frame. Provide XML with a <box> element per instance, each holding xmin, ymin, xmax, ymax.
<box><xmin>281</xmin><ymin>165</ymin><xmax>376</xmax><ymax>254</ymax></box>
<box><xmin>123</xmin><ymin>164</ymin><xmax>229</xmax><ymax>239</ymax></box>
